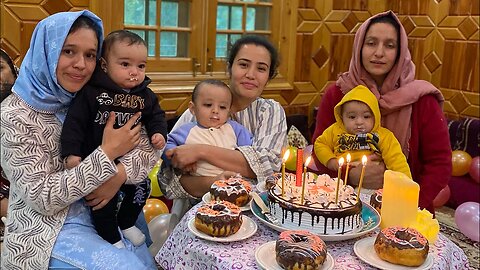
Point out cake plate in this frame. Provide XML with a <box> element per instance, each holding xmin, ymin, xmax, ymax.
<box><xmin>250</xmin><ymin>192</ymin><xmax>380</xmax><ymax>241</ymax></box>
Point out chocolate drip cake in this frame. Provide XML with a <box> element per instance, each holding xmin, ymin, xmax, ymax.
<box><xmin>267</xmin><ymin>173</ymin><xmax>362</xmax><ymax>235</ymax></box>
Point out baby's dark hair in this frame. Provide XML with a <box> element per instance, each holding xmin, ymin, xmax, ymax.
<box><xmin>102</xmin><ymin>30</ymin><xmax>146</xmax><ymax>58</ymax></box>
<box><xmin>227</xmin><ymin>35</ymin><xmax>279</xmax><ymax>80</ymax></box>
<box><xmin>365</xmin><ymin>13</ymin><xmax>401</xmax><ymax>61</ymax></box>
<box><xmin>192</xmin><ymin>79</ymin><xmax>231</xmax><ymax>103</ymax></box>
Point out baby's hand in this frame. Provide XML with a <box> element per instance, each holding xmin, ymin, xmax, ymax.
<box><xmin>327</xmin><ymin>158</ymin><xmax>339</xmax><ymax>171</ymax></box>
<box><xmin>151</xmin><ymin>133</ymin><xmax>166</xmax><ymax>149</ymax></box>
<box><xmin>65</xmin><ymin>155</ymin><xmax>82</xmax><ymax>169</ymax></box>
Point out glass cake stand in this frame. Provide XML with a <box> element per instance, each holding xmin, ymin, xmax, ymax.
<box><xmin>250</xmin><ymin>192</ymin><xmax>380</xmax><ymax>241</ymax></box>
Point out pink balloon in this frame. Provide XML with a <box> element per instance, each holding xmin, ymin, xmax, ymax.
<box><xmin>433</xmin><ymin>185</ymin><xmax>451</xmax><ymax>208</ymax></box>
<box><xmin>469</xmin><ymin>156</ymin><xmax>480</xmax><ymax>183</ymax></box>
<box><xmin>455</xmin><ymin>202</ymin><xmax>480</xmax><ymax>242</ymax></box>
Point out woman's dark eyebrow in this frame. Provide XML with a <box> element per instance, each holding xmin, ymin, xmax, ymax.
<box><xmin>237</xmin><ymin>57</ymin><xmax>270</xmax><ymax>68</ymax></box>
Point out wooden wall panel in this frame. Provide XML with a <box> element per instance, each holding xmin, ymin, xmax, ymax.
<box><xmin>296</xmin><ymin>0</ymin><xmax>479</xmax><ymax>122</ymax></box>
<box><xmin>1</xmin><ymin>0</ymin><xmax>88</xmax><ymax>65</ymax></box>
<box><xmin>1</xmin><ymin>0</ymin><xmax>478</xmax><ymax>122</ymax></box>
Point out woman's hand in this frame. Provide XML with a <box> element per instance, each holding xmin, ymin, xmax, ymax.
<box><xmin>101</xmin><ymin>112</ymin><xmax>142</xmax><ymax>161</ymax></box>
<box><xmin>85</xmin><ymin>164</ymin><xmax>126</xmax><ymax>210</ymax></box>
<box><xmin>179</xmin><ymin>170</ymin><xmax>238</xmax><ymax>197</ymax></box>
<box><xmin>165</xmin><ymin>144</ymin><xmax>202</xmax><ymax>170</ymax></box>
<box><xmin>346</xmin><ymin>154</ymin><xmax>386</xmax><ymax>189</ymax></box>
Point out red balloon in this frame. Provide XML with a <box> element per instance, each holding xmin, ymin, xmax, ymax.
<box><xmin>433</xmin><ymin>185</ymin><xmax>451</xmax><ymax>208</ymax></box>
<box><xmin>452</xmin><ymin>150</ymin><xmax>472</xmax><ymax>176</ymax></box>
<box><xmin>469</xmin><ymin>156</ymin><xmax>480</xmax><ymax>183</ymax></box>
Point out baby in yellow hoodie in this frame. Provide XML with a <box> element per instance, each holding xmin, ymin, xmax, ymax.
<box><xmin>314</xmin><ymin>85</ymin><xmax>412</xmax><ymax>178</ymax></box>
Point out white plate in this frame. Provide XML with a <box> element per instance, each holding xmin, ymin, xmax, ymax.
<box><xmin>255</xmin><ymin>241</ymin><xmax>334</xmax><ymax>270</ymax></box>
<box><xmin>251</xmin><ymin>192</ymin><xmax>381</xmax><ymax>242</ymax></box>
<box><xmin>256</xmin><ymin>182</ymin><xmax>267</xmax><ymax>193</ymax></box>
<box><xmin>354</xmin><ymin>237</ymin><xmax>434</xmax><ymax>270</ymax></box>
<box><xmin>202</xmin><ymin>192</ymin><xmax>251</xmax><ymax>212</ymax></box>
<box><xmin>187</xmin><ymin>216</ymin><xmax>257</xmax><ymax>242</ymax></box>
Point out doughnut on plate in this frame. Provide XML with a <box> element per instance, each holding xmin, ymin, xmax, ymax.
<box><xmin>188</xmin><ymin>216</ymin><xmax>257</xmax><ymax>242</ymax></box>
<box><xmin>354</xmin><ymin>237</ymin><xmax>434</xmax><ymax>270</ymax></box>
<box><xmin>255</xmin><ymin>241</ymin><xmax>334</xmax><ymax>270</ymax></box>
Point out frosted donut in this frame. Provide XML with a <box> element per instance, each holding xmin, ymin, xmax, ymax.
<box><xmin>195</xmin><ymin>200</ymin><xmax>242</xmax><ymax>237</ymax></box>
<box><xmin>374</xmin><ymin>227</ymin><xmax>429</xmax><ymax>267</ymax></box>
<box><xmin>276</xmin><ymin>230</ymin><xmax>327</xmax><ymax>270</ymax></box>
<box><xmin>210</xmin><ymin>177</ymin><xmax>252</xmax><ymax>207</ymax></box>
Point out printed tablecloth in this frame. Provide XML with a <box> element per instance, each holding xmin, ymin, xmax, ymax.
<box><xmin>155</xmin><ymin>203</ymin><xmax>470</xmax><ymax>270</ymax></box>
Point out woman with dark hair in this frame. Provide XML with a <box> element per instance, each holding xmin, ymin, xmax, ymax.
<box><xmin>0</xmin><ymin>49</ymin><xmax>18</xmax><ymax>99</ymax></box>
<box><xmin>159</xmin><ymin>35</ymin><xmax>287</xmax><ymax>203</ymax></box>
<box><xmin>1</xmin><ymin>11</ymin><xmax>157</xmax><ymax>269</ymax></box>
<box><xmin>311</xmin><ymin>10</ymin><xmax>451</xmax><ymax>214</ymax></box>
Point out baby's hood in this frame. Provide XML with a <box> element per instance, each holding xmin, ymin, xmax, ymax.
<box><xmin>333</xmin><ymin>85</ymin><xmax>380</xmax><ymax>131</ymax></box>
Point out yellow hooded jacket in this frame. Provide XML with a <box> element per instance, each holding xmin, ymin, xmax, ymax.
<box><xmin>314</xmin><ymin>85</ymin><xmax>412</xmax><ymax>178</ymax></box>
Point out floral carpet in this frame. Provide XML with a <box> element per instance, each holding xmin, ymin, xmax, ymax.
<box><xmin>436</xmin><ymin>206</ymin><xmax>479</xmax><ymax>269</ymax></box>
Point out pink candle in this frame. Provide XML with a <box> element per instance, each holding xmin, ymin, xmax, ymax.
<box><xmin>295</xmin><ymin>148</ymin><xmax>304</xmax><ymax>186</ymax></box>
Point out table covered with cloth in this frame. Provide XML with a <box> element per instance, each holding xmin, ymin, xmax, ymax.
<box><xmin>155</xmin><ymin>202</ymin><xmax>470</xmax><ymax>270</ymax></box>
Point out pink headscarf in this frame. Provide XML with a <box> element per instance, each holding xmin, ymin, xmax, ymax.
<box><xmin>336</xmin><ymin>10</ymin><xmax>444</xmax><ymax>156</ymax></box>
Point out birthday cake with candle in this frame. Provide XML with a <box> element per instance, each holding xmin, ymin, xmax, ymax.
<box><xmin>266</xmin><ymin>172</ymin><xmax>362</xmax><ymax>235</ymax></box>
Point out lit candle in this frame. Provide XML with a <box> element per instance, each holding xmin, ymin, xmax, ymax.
<box><xmin>295</xmin><ymin>148</ymin><xmax>304</xmax><ymax>186</ymax></box>
<box><xmin>281</xmin><ymin>149</ymin><xmax>290</xmax><ymax>197</ymax></box>
<box><xmin>301</xmin><ymin>156</ymin><xmax>312</xmax><ymax>204</ymax></box>
<box><xmin>344</xmin><ymin>153</ymin><xmax>351</xmax><ymax>188</ymax></box>
<box><xmin>356</xmin><ymin>155</ymin><xmax>368</xmax><ymax>202</ymax></box>
<box><xmin>335</xmin><ymin>157</ymin><xmax>344</xmax><ymax>204</ymax></box>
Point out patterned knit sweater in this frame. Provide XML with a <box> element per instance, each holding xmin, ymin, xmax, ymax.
<box><xmin>0</xmin><ymin>94</ymin><xmax>156</xmax><ymax>269</ymax></box>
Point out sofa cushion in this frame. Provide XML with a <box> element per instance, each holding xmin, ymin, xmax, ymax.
<box><xmin>447</xmin><ymin>117</ymin><xmax>480</xmax><ymax>157</ymax></box>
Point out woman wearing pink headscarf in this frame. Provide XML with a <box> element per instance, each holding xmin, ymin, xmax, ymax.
<box><xmin>311</xmin><ymin>10</ymin><xmax>451</xmax><ymax>214</ymax></box>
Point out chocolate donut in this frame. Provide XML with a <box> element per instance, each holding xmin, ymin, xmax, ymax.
<box><xmin>276</xmin><ymin>230</ymin><xmax>327</xmax><ymax>270</ymax></box>
<box><xmin>369</xmin><ymin>189</ymin><xmax>382</xmax><ymax>213</ymax></box>
<box><xmin>374</xmin><ymin>227</ymin><xmax>429</xmax><ymax>267</ymax></box>
<box><xmin>210</xmin><ymin>177</ymin><xmax>252</xmax><ymax>207</ymax></box>
<box><xmin>195</xmin><ymin>200</ymin><xmax>242</xmax><ymax>237</ymax></box>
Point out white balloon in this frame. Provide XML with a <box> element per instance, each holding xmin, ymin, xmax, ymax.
<box><xmin>148</xmin><ymin>213</ymin><xmax>179</xmax><ymax>256</ymax></box>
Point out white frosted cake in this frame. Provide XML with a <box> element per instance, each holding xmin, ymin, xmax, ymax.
<box><xmin>266</xmin><ymin>172</ymin><xmax>362</xmax><ymax>235</ymax></box>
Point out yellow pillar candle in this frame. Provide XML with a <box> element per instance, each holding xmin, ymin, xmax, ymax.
<box><xmin>335</xmin><ymin>157</ymin><xmax>344</xmax><ymax>204</ymax></box>
<box><xmin>380</xmin><ymin>170</ymin><xmax>419</xmax><ymax>229</ymax></box>
<box><xmin>281</xmin><ymin>149</ymin><xmax>290</xmax><ymax>197</ymax></box>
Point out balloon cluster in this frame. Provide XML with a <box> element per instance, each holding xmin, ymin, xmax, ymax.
<box><xmin>455</xmin><ymin>202</ymin><xmax>480</xmax><ymax>242</ymax></box>
<box><xmin>451</xmin><ymin>151</ymin><xmax>479</xmax><ymax>183</ymax></box>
